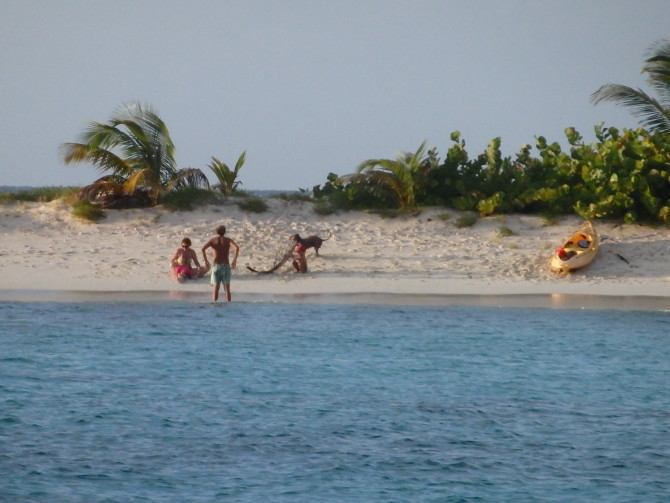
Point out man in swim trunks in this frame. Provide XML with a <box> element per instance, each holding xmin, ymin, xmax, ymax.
<box><xmin>202</xmin><ymin>225</ymin><xmax>240</xmax><ymax>302</ymax></box>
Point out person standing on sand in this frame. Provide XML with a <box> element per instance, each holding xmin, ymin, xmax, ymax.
<box><xmin>292</xmin><ymin>240</ymin><xmax>308</xmax><ymax>273</ymax></box>
<box><xmin>202</xmin><ymin>225</ymin><xmax>239</xmax><ymax>302</ymax></box>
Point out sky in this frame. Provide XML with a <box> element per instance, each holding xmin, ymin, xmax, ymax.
<box><xmin>1</xmin><ymin>1</ymin><xmax>669</xmax><ymax>191</ymax></box>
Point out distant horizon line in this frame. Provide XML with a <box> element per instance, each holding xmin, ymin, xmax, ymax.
<box><xmin>0</xmin><ymin>185</ymin><xmax>298</xmax><ymax>194</ymax></box>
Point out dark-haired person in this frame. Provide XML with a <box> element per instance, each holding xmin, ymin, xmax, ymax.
<box><xmin>202</xmin><ymin>225</ymin><xmax>240</xmax><ymax>302</ymax></box>
<box><xmin>170</xmin><ymin>237</ymin><xmax>208</xmax><ymax>282</ymax></box>
<box><xmin>292</xmin><ymin>241</ymin><xmax>308</xmax><ymax>273</ymax></box>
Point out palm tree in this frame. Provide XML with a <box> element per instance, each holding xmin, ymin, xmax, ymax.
<box><xmin>208</xmin><ymin>151</ymin><xmax>246</xmax><ymax>196</ymax></box>
<box><xmin>591</xmin><ymin>39</ymin><xmax>670</xmax><ymax>136</ymax></box>
<box><xmin>343</xmin><ymin>141</ymin><xmax>433</xmax><ymax>210</ymax></box>
<box><xmin>62</xmin><ymin>102</ymin><xmax>208</xmax><ymax>206</ymax></box>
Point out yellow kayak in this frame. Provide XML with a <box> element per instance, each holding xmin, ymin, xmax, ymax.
<box><xmin>550</xmin><ymin>221</ymin><xmax>599</xmax><ymax>272</ymax></box>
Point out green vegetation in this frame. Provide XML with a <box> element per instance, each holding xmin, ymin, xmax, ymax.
<box><xmin>592</xmin><ymin>40</ymin><xmax>670</xmax><ymax>136</ymax></box>
<box><xmin>338</xmin><ymin>141</ymin><xmax>436</xmax><ymax>211</ymax></box>
<box><xmin>541</xmin><ymin>213</ymin><xmax>560</xmax><ymax>226</ymax></box>
<box><xmin>312</xmin><ymin>126</ymin><xmax>670</xmax><ymax>224</ymax></box>
<box><xmin>454</xmin><ymin>213</ymin><xmax>478</xmax><ymax>228</ymax></box>
<box><xmin>208</xmin><ymin>152</ymin><xmax>246</xmax><ymax>196</ymax></box>
<box><xmin>71</xmin><ymin>200</ymin><xmax>105</xmax><ymax>221</ymax></box>
<box><xmin>51</xmin><ymin>39</ymin><xmax>669</xmax><ymax>224</ymax></box>
<box><xmin>0</xmin><ymin>186</ymin><xmax>78</xmax><ymax>204</ymax></box>
<box><xmin>236</xmin><ymin>196</ymin><xmax>268</xmax><ymax>213</ymax></box>
<box><xmin>61</xmin><ymin>101</ymin><xmax>209</xmax><ymax>208</ymax></box>
<box><xmin>310</xmin><ymin>41</ymin><xmax>670</xmax><ymax>225</ymax></box>
<box><xmin>272</xmin><ymin>189</ymin><xmax>313</xmax><ymax>202</ymax></box>
<box><xmin>161</xmin><ymin>187</ymin><xmax>221</xmax><ymax>211</ymax></box>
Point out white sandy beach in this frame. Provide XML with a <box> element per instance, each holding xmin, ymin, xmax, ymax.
<box><xmin>1</xmin><ymin>198</ymin><xmax>669</xmax><ymax>309</ymax></box>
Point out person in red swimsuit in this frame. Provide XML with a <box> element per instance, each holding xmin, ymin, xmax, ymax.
<box><xmin>292</xmin><ymin>242</ymin><xmax>308</xmax><ymax>273</ymax></box>
<box><xmin>170</xmin><ymin>237</ymin><xmax>208</xmax><ymax>282</ymax></box>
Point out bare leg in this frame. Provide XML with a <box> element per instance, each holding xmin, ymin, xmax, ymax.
<box><xmin>223</xmin><ymin>284</ymin><xmax>232</xmax><ymax>302</ymax></box>
<box><xmin>213</xmin><ymin>284</ymin><xmax>220</xmax><ymax>302</ymax></box>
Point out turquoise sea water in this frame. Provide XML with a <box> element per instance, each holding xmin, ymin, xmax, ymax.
<box><xmin>1</xmin><ymin>300</ymin><xmax>669</xmax><ymax>502</ymax></box>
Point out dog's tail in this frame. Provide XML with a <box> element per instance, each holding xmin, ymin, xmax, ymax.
<box><xmin>320</xmin><ymin>230</ymin><xmax>332</xmax><ymax>241</ymax></box>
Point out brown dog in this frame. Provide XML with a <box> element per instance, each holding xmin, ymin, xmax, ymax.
<box><xmin>291</xmin><ymin>231</ymin><xmax>331</xmax><ymax>256</ymax></box>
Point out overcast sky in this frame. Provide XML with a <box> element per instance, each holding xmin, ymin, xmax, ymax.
<box><xmin>2</xmin><ymin>1</ymin><xmax>668</xmax><ymax>190</ymax></box>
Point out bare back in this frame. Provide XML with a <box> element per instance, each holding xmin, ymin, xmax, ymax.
<box><xmin>202</xmin><ymin>227</ymin><xmax>239</xmax><ymax>301</ymax></box>
<box><xmin>203</xmin><ymin>236</ymin><xmax>238</xmax><ymax>265</ymax></box>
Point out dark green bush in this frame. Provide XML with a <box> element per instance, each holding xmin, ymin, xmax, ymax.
<box><xmin>161</xmin><ymin>188</ymin><xmax>220</xmax><ymax>211</ymax></box>
<box><xmin>71</xmin><ymin>200</ymin><xmax>105</xmax><ymax>221</ymax></box>
<box><xmin>0</xmin><ymin>186</ymin><xmax>78</xmax><ymax>204</ymax></box>
<box><xmin>273</xmin><ymin>189</ymin><xmax>313</xmax><ymax>202</ymax></box>
<box><xmin>236</xmin><ymin>196</ymin><xmax>268</xmax><ymax>213</ymax></box>
<box><xmin>454</xmin><ymin>213</ymin><xmax>478</xmax><ymax>228</ymax></box>
<box><xmin>313</xmin><ymin>126</ymin><xmax>670</xmax><ymax>224</ymax></box>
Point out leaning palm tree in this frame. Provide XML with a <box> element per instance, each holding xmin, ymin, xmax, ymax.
<box><xmin>342</xmin><ymin>141</ymin><xmax>432</xmax><ymax>211</ymax></box>
<box><xmin>62</xmin><ymin>102</ymin><xmax>208</xmax><ymax>206</ymax></box>
<box><xmin>591</xmin><ymin>39</ymin><xmax>670</xmax><ymax>136</ymax></box>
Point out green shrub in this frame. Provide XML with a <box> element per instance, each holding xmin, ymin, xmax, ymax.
<box><xmin>0</xmin><ymin>193</ymin><xmax>14</xmax><ymax>204</ymax></box>
<box><xmin>71</xmin><ymin>200</ymin><xmax>105</xmax><ymax>222</ymax></box>
<box><xmin>477</xmin><ymin>192</ymin><xmax>506</xmax><ymax>216</ymax></box>
<box><xmin>0</xmin><ymin>186</ymin><xmax>79</xmax><ymax>204</ymax></box>
<box><xmin>499</xmin><ymin>225</ymin><xmax>516</xmax><ymax>236</ymax></box>
<box><xmin>161</xmin><ymin>188</ymin><xmax>219</xmax><ymax>211</ymax></box>
<box><xmin>313</xmin><ymin>125</ymin><xmax>670</xmax><ymax>224</ymax></box>
<box><xmin>273</xmin><ymin>189</ymin><xmax>313</xmax><ymax>202</ymax></box>
<box><xmin>454</xmin><ymin>213</ymin><xmax>478</xmax><ymax>228</ymax></box>
<box><xmin>236</xmin><ymin>196</ymin><xmax>268</xmax><ymax>213</ymax></box>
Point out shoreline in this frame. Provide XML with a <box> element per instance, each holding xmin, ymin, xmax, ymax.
<box><xmin>1</xmin><ymin>287</ymin><xmax>668</xmax><ymax>312</ymax></box>
<box><xmin>1</xmin><ymin>199</ymin><xmax>669</xmax><ymax>311</ymax></box>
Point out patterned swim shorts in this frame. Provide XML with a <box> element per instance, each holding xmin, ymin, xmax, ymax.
<box><xmin>210</xmin><ymin>263</ymin><xmax>231</xmax><ymax>285</ymax></box>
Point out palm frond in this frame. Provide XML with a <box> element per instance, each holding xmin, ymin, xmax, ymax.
<box><xmin>170</xmin><ymin>168</ymin><xmax>211</xmax><ymax>191</ymax></box>
<box><xmin>61</xmin><ymin>101</ymin><xmax>179</xmax><ymax>208</ymax></box>
<box><xmin>208</xmin><ymin>157</ymin><xmax>233</xmax><ymax>182</ymax></box>
<box><xmin>591</xmin><ymin>84</ymin><xmax>670</xmax><ymax>135</ymax></box>
<box><xmin>355</xmin><ymin>162</ymin><xmax>415</xmax><ymax>209</ymax></box>
<box><xmin>61</xmin><ymin>143</ymin><xmax>130</xmax><ymax>176</ymax></box>
<box><xmin>234</xmin><ymin>151</ymin><xmax>247</xmax><ymax>174</ymax></box>
<box><xmin>125</xmin><ymin>169</ymin><xmax>162</xmax><ymax>204</ymax></box>
<box><xmin>408</xmin><ymin>140</ymin><xmax>428</xmax><ymax>166</ymax></box>
<box><xmin>353</xmin><ymin>142</ymin><xmax>433</xmax><ymax>210</ymax></box>
<box><xmin>643</xmin><ymin>41</ymin><xmax>670</xmax><ymax>107</ymax></box>
<box><xmin>79</xmin><ymin>122</ymin><xmax>127</xmax><ymax>151</ymax></box>
<box><xmin>592</xmin><ymin>40</ymin><xmax>670</xmax><ymax>136</ymax></box>
<box><xmin>77</xmin><ymin>177</ymin><xmax>125</xmax><ymax>201</ymax></box>
<box><xmin>110</xmin><ymin>102</ymin><xmax>177</xmax><ymax>179</ymax></box>
<box><xmin>208</xmin><ymin>153</ymin><xmax>245</xmax><ymax>195</ymax></box>
<box><xmin>124</xmin><ymin>169</ymin><xmax>152</xmax><ymax>193</ymax></box>
<box><xmin>61</xmin><ymin>142</ymin><xmax>93</xmax><ymax>164</ymax></box>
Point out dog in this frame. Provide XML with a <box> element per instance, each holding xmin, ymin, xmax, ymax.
<box><xmin>291</xmin><ymin>231</ymin><xmax>331</xmax><ymax>256</ymax></box>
